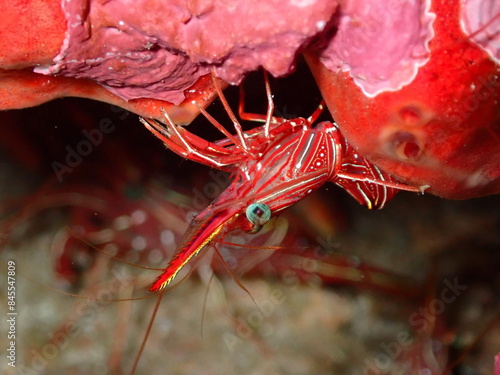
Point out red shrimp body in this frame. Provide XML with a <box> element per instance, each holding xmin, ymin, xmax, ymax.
<box><xmin>148</xmin><ymin>121</ymin><xmax>338</xmax><ymax>291</ymax></box>
<box><xmin>143</xmin><ymin>101</ymin><xmax>412</xmax><ymax>291</ymax></box>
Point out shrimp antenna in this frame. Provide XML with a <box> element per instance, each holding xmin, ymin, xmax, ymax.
<box><xmin>129</xmin><ymin>269</ymin><xmax>194</xmax><ymax>374</ymax></box>
<box><xmin>129</xmin><ymin>293</ymin><xmax>164</xmax><ymax>375</ymax></box>
<box><xmin>200</xmin><ymin>271</ymin><xmax>217</xmax><ymax>339</ymax></box>
<box><xmin>213</xmin><ymin>244</ymin><xmax>262</xmax><ymax>314</ymax></box>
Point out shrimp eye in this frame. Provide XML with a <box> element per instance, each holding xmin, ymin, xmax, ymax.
<box><xmin>245</xmin><ymin>203</ymin><xmax>271</xmax><ymax>227</ymax></box>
